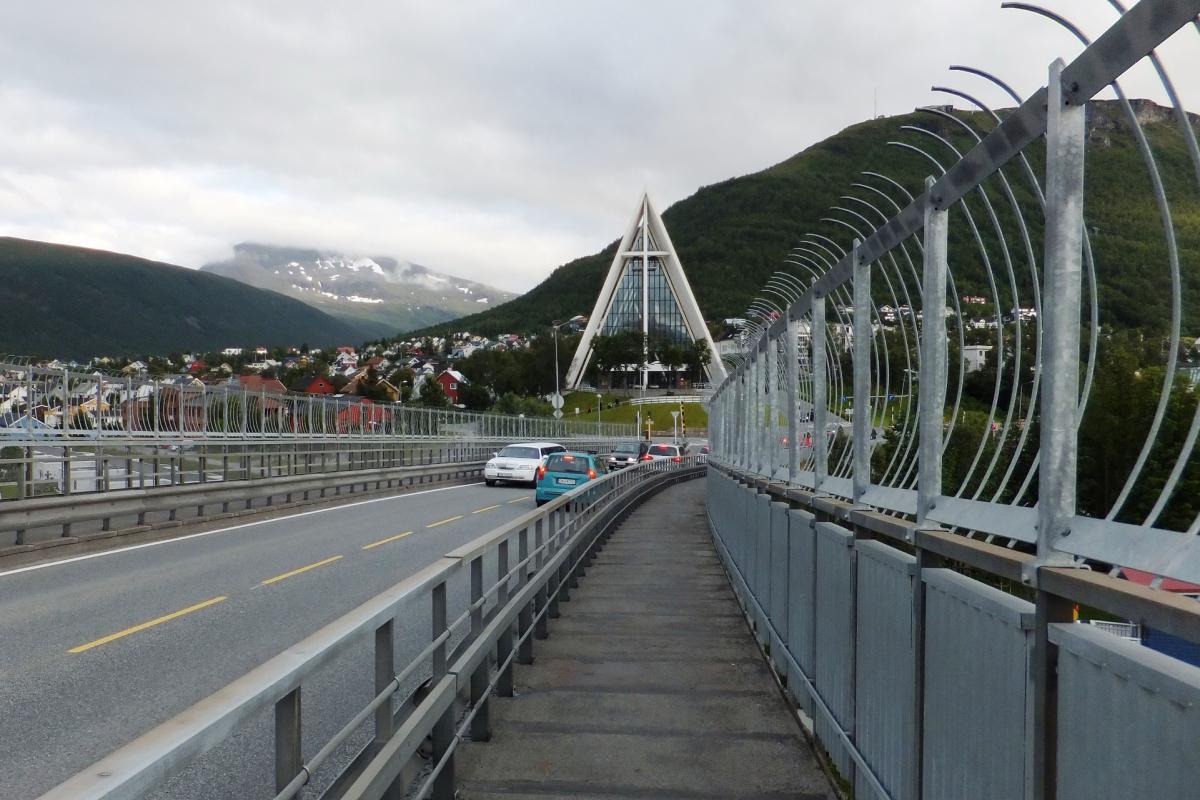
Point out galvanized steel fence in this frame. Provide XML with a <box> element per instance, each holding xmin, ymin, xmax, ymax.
<box><xmin>0</xmin><ymin>360</ymin><xmax>634</xmax><ymax>503</ymax></box>
<box><xmin>708</xmin><ymin>2</ymin><xmax>1200</xmax><ymax>798</ymax></box>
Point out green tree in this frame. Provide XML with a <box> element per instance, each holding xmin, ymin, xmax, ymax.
<box><xmin>417</xmin><ymin>376</ymin><xmax>449</xmax><ymax>408</ymax></box>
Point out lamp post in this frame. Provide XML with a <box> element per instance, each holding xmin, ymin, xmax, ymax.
<box><xmin>596</xmin><ymin>392</ymin><xmax>602</xmax><ymax>437</ymax></box>
<box><xmin>551</xmin><ymin>320</ymin><xmax>563</xmax><ymax>435</ymax></box>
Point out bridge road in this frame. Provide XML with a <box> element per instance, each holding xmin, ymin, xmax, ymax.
<box><xmin>0</xmin><ymin>480</ymin><xmax>538</xmax><ymax>799</ymax></box>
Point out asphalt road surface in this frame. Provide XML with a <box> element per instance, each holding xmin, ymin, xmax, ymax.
<box><xmin>0</xmin><ymin>479</ymin><xmax>539</xmax><ymax>799</ymax></box>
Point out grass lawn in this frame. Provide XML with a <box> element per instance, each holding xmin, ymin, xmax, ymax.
<box><xmin>562</xmin><ymin>391</ymin><xmax>708</xmax><ymax>433</ymax></box>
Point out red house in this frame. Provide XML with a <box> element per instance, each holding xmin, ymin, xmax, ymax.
<box><xmin>435</xmin><ymin>369</ymin><xmax>468</xmax><ymax>404</ymax></box>
<box><xmin>290</xmin><ymin>374</ymin><xmax>336</xmax><ymax>395</ymax></box>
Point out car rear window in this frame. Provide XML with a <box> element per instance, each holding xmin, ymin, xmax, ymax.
<box><xmin>546</xmin><ymin>454</ymin><xmax>591</xmax><ymax>474</ymax></box>
<box><xmin>498</xmin><ymin>446</ymin><xmax>539</xmax><ymax>459</ymax></box>
<box><xmin>648</xmin><ymin>445</ymin><xmax>677</xmax><ymax>456</ymax></box>
<box><xmin>614</xmin><ymin>443</ymin><xmax>642</xmax><ymax>454</ymax></box>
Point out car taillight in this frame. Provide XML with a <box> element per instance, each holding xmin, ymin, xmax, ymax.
<box><xmin>587</xmin><ymin>469</ymin><xmax>597</xmax><ymax>479</ymax></box>
<box><xmin>641</xmin><ymin>453</ymin><xmax>653</xmax><ymax>461</ymax></box>
<box><xmin>672</xmin><ymin>456</ymin><xmax>682</xmax><ymax>463</ymax></box>
<box><xmin>538</xmin><ymin>465</ymin><xmax>546</xmax><ymax>479</ymax></box>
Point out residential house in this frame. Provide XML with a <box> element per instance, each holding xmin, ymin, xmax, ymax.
<box><xmin>435</xmin><ymin>369</ymin><xmax>468</xmax><ymax>404</ymax></box>
<box><xmin>336</xmin><ymin>398</ymin><xmax>392</xmax><ymax>433</ymax></box>
<box><xmin>291</xmin><ymin>374</ymin><xmax>336</xmax><ymax>395</ymax></box>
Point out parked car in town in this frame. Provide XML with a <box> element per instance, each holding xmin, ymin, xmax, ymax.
<box><xmin>606</xmin><ymin>440</ymin><xmax>650</xmax><ymax>470</ymax></box>
<box><xmin>536</xmin><ymin>451</ymin><xmax>607</xmax><ymax>506</ymax></box>
<box><xmin>646</xmin><ymin>442</ymin><xmax>687</xmax><ymax>462</ymax></box>
<box><xmin>485</xmin><ymin>442</ymin><xmax>566</xmax><ymax>487</ymax></box>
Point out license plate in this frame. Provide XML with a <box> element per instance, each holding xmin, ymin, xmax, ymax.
<box><xmin>499</xmin><ymin>471</ymin><xmax>512</xmax><ymax>478</ymax></box>
<box><xmin>556</xmin><ymin>478</ymin><xmax>575</xmax><ymax>486</ymax></box>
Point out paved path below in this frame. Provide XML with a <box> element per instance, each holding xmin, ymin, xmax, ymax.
<box><xmin>457</xmin><ymin>478</ymin><xmax>832</xmax><ymax>800</ymax></box>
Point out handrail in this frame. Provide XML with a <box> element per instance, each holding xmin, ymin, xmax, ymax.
<box><xmin>37</xmin><ymin>456</ymin><xmax>705</xmax><ymax>800</ymax></box>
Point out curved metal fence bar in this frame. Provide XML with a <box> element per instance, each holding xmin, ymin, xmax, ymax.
<box><xmin>709</xmin><ymin>0</ymin><xmax>1200</xmax><ymax>590</ymax></box>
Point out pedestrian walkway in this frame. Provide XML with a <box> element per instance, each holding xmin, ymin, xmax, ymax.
<box><xmin>457</xmin><ymin>479</ymin><xmax>833</xmax><ymax>799</ymax></box>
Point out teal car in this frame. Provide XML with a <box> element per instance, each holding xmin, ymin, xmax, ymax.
<box><xmin>535</xmin><ymin>451</ymin><xmax>606</xmax><ymax>506</ymax></box>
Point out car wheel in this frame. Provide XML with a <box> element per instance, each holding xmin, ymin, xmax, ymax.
<box><xmin>535</xmin><ymin>498</ymin><xmax>546</xmax><ymax>507</ymax></box>
<box><xmin>485</xmin><ymin>479</ymin><xmax>496</xmax><ymax>487</ymax></box>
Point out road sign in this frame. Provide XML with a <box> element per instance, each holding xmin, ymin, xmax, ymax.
<box><xmin>670</xmin><ymin>410</ymin><xmax>680</xmax><ymax>420</ymax></box>
<box><xmin>551</xmin><ymin>393</ymin><xmax>564</xmax><ymax>409</ymax></box>
<box><xmin>553</xmin><ymin>409</ymin><xmax>563</xmax><ymax>419</ymax></box>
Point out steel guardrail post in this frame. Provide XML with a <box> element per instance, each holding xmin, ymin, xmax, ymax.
<box><xmin>851</xmin><ymin>240</ymin><xmax>871</xmax><ymax>504</ymax></box>
<box><xmin>787</xmin><ymin>313</ymin><xmax>801</xmax><ymax>484</ymax></box>
<box><xmin>812</xmin><ymin>294</ymin><xmax>828</xmax><ymax>492</ymax></box>
<box><xmin>274</xmin><ymin>687</ymin><xmax>302</xmax><ymax>794</ymax></box>
<box><xmin>430</xmin><ymin>578</ymin><xmax>454</xmax><ymax>800</ymax></box>
<box><xmin>468</xmin><ymin>555</ymin><xmax>490</xmax><ymax>741</ymax></box>
<box><xmin>496</xmin><ymin>538</ymin><xmax>514</xmax><ymax>697</ymax></box>
<box><xmin>518</xmin><ymin>526</ymin><xmax>534</xmax><ymax>663</ymax></box>
<box><xmin>1031</xmin><ymin>57</ymin><xmax>1087</xmax><ymax>800</ymax></box>
<box><xmin>535</xmin><ymin>517</ymin><xmax>551</xmax><ymax>636</ymax></box>
<box><xmin>374</xmin><ymin>619</ymin><xmax>396</xmax><ymax>743</ymax></box>
<box><xmin>916</xmin><ymin>176</ymin><xmax>948</xmax><ymax>529</ymax></box>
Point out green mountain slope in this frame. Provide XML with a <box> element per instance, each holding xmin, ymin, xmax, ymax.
<box><xmin>0</xmin><ymin>238</ymin><xmax>368</xmax><ymax>359</ymax></box>
<box><xmin>406</xmin><ymin>99</ymin><xmax>1200</xmax><ymax>339</ymax></box>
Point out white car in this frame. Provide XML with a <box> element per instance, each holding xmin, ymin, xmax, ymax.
<box><xmin>645</xmin><ymin>443</ymin><xmax>686</xmax><ymax>462</ymax></box>
<box><xmin>485</xmin><ymin>442</ymin><xmax>567</xmax><ymax>487</ymax></box>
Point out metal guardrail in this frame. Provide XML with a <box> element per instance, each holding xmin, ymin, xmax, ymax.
<box><xmin>625</xmin><ymin>394</ymin><xmax>707</xmax><ymax>405</ymax></box>
<box><xmin>0</xmin><ymin>459</ymin><xmax>488</xmax><ymax>548</ymax></box>
<box><xmin>708</xmin><ymin>4</ymin><xmax>1200</xmax><ymax>607</ymax></box>
<box><xmin>708</xmin><ymin>461</ymin><xmax>1200</xmax><ymax>800</ymax></box>
<box><xmin>0</xmin><ymin>360</ymin><xmax>634</xmax><ymax>443</ymax></box>
<box><xmin>38</xmin><ymin>457</ymin><xmax>705</xmax><ymax>800</ymax></box>
<box><xmin>705</xmin><ymin>3</ymin><xmax>1200</xmax><ymax>797</ymax></box>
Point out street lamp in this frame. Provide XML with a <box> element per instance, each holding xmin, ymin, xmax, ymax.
<box><xmin>596</xmin><ymin>392</ymin><xmax>602</xmax><ymax>436</ymax></box>
<box><xmin>551</xmin><ymin>320</ymin><xmax>564</xmax><ymax>434</ymax></box>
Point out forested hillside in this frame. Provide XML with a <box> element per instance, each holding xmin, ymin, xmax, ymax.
<box><xmin>406</xmin><ymin>99</ymin><xmax>1200</xmax><ymax>340</ymax></box>
<box><xmin>0</xmin><ymin>238</ymin><xmax>367</xmax><ymax>359</ymax></box>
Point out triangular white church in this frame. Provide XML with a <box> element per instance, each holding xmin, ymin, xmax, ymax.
<box><xmin>565</xmin><ymin>193</ymin><xmax>727</xmax><ymax>389</ymax></box>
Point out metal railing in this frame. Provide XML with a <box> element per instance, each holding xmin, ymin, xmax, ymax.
<box><xmin>707</xmin><ymin>2</ymin><xmax>1200</xmax><ymax>798</ymax></box>
<box><xmin>38</xmin><ymin>456</ymin><xmax>705</xmax><ymax>800</ymax></box>
<box><xmin>0</xmin><ymin>360</ymin><xmax>635</xmax><ymax>508</ymax></box>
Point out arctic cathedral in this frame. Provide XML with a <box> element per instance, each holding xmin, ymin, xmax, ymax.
<box><xmin>564</xmin><ymin>193</ymin><xmax>726</xmax><ymax>390</ymax></box>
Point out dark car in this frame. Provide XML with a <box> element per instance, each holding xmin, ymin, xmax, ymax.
<box><xmin>607</xmin><ymin>440</ymin><xmax>650</xmax><ymax>470</ymax></box>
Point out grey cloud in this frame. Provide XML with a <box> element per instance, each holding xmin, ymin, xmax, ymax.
<box><xmin>0</xmin><ymin>1</ymin><xmax>1195</xmax><ymax>292</ymax></box>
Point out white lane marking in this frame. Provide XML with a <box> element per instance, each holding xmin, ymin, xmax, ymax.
<box><xmin>0</xmin><ymin>482</ymin><xmax>485</xmax><ymax>579</ymax></box>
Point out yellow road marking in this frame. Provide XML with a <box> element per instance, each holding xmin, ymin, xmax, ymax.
<box><xmin>261</xmin><ymin>555</ymin><xmax>343</xmax><ymax>586</ymax></box>
<box><xmin>69</xmin><ymin>596</ymin><xmax>227</xmax><ymax>654</ymax></box>
<box><xmin>507</xmin><ymin>497</ymin><xmax>527</xmax><ymax>504</ymax></box>
<box><xmin>472</xmin><ymin>504</ymin><xmax>502</xmax><ymax>514</ymax></box>
<box><xmin>362</xmin><ymin>531</ymin><xmax>414</xmax><ymax>550</ymax></box>
<box><xmin>426</xmin><ymin>515</ymin><xmax>464</xmax><ymax>528</ymax></box>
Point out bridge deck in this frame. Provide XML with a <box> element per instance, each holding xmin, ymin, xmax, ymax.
<box><xmin>457</xmin><ymin>479</ymin><xmax>832</xmax><ymax>799</ymax></box>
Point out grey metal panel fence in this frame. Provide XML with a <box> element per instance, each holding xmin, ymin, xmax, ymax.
<box><xmin>768</xmin><ymin>500</ymin><xmax>790</xmax><ymax>656</ymax></box>
<box><xmin>786</xmin><ymin>507</ymin><xmax>817</xmax><ymax>716</ymax></box>
<box><xmin>813</xmin><ymin>521</ymin><xmax>856</xmax><ymax>778</ymax></box>
<box><xmin>922</xmin><ymin>568</ymin><xmax>1034</xmax><ymax>800</ymax></box>
<box><xmin>854</xmin><ymin>540</ymin><xmax>917</xmax><ymax>800</ymax></box>
<box><xmin>1052</xmin><ymin>623</ymin><xmax>1200</xmax><ymax>800</ymax></box>
<box><xmin>754</xmin><ymin>492</ymin><xmax>773</xmax><ymax>641</ymax></box>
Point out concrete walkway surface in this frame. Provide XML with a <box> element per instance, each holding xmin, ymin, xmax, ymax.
<box><xmin>457</xmin><ymin>478</ymin><xmax>833</xmax><ymax>800</ymax></box>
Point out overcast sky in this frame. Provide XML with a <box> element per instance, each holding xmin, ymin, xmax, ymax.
<box><xmin>1</xmin><ymin>1</ymin><xmax>1196</xmax><ymax>292</ymax></box>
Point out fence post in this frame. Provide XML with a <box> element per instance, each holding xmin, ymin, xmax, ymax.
<box><xmin>274</xmin><ymin>688</ymin><xmax>302</xmax><ymax>793</ymax></box>
<box><xmin>430</xmin><ymin>580</ymin><xmax>454</xmax><ymax>800</ymax></box>
<box><xmin>763</xmin><ymin>335</ymin><xmax>776</xmax><ymax>478</ymax></box>
<box><xmin>812</xmin><ymin>296</ymin><xmax>828</xmax><ymax>491</ymax></box>
<box><xmin>852</xmin><ymin>239</ymin><xmax>871</xmax><ymax>504</ymax></box>
<box><xmin>787</xmin><ymin>317</ymin><xmax>800</xmax><ymax>483</ymax></box>
<box><xmin>917</xmin><ymin>176</ymin><xmax>948</xmax><ymax>528</ymax></box>
<box><xmin>1032</xmin><ymin>57</ymin><xmax>1086</xmax><ymax>800</ymax></box>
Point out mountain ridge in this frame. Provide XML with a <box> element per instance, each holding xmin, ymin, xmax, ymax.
<box><xmin>0</xmin><ymin>237</ymin><xmax>369</xmax><ymax>360</ymax></box>
<box><xmin>201</xmin><ymin>242</ymin><xmax>516</xmax><ymax>338</ymax></box>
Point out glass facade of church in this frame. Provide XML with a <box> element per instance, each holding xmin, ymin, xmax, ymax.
<box><xmin>600</xmin><ymin>259</ymin><xmax>690</xmax><ymax>346</ymax></box>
